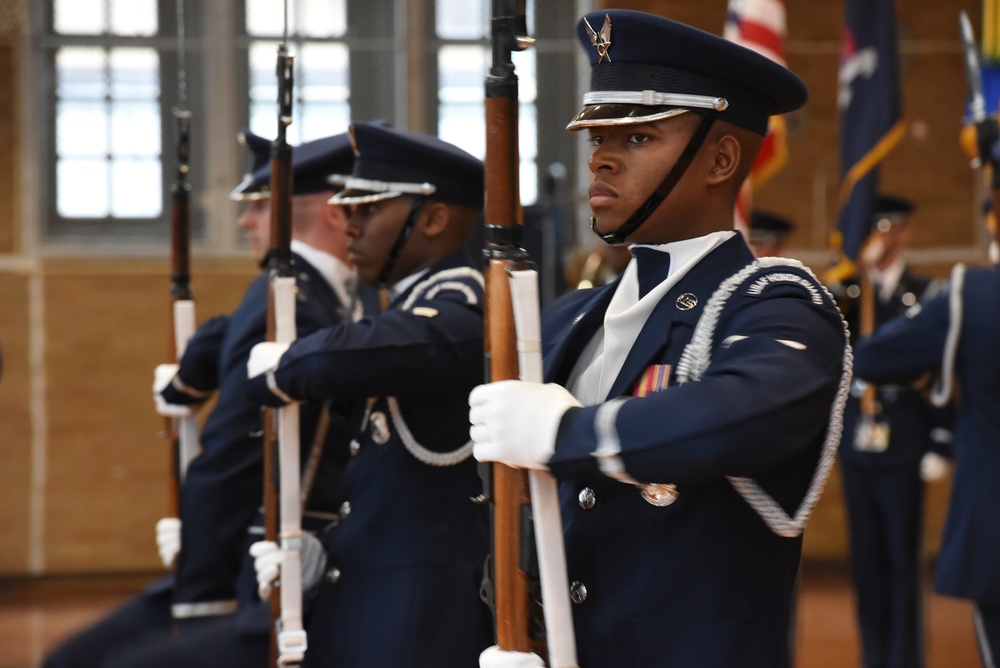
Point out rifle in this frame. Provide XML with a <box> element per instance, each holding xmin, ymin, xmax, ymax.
<box><xmin>481</xmin><ymin>0</ymin><xmax>543</xmax><ymax>657</ymax></box>
<box><xmin>167</xmin><ymin>0</ymin><xmax>198</xmax><ymax>513</ymax></box>
<box><xmin>483</xmin><ymin>8</ymin><xmax>577</xmax><ymax>664</ymax></box>
<box><xmin>263</xmin><ymin>3</ymin><xmax>307</xmax><ymax>664</ymax></box>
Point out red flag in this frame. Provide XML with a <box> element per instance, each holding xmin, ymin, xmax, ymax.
<box><xmin>724</xmin><ymin>0</ymin><xmax>789</xmax><ymax>235</ymax></box>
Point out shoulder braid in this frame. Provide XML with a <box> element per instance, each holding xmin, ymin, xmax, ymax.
<box><xmin>390</xmin><ymin>266</ymin><xmax>483</xmax><ymax>466</ymax></box>
<box><xmin>675</xmin><ymin>258</ymin><xmax>853</xmax><ymax>538</ymax></box>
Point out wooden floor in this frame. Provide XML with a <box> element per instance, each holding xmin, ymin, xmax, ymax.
<box><xmin>0</xmin><ymin>564</ymin><xmax>981</xmax><ymax>668</ymax></box>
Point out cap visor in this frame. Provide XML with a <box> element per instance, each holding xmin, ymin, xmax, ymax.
<box><xmin>566</xmin><ymin>104</ymin><xmax>689</xmax><ymax>130</ymax></box>
<box><xmin>328</xmin><ymin>188</ymin><xmax>402</xmax><ymax>205</ymax></box>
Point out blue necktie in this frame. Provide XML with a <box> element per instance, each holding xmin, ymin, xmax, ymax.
<box><xmin>631</xmin><ymin>247</ymin><xmax>672</xmax><ymax>298</ymax></box>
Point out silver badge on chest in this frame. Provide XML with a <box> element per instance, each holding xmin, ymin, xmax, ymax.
<box><xmin>675</xmin><ymin>293</ymin><xmax>698</xmax><ymax>311</ymax></box>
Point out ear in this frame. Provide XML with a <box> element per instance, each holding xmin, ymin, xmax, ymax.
<box><xmin>324</xmin><ymin>201</ymin><xmax>349</xmax><ymax>230</ymax></box>
<box><xmin>706</xmin><ymin>135</ymin><xmax>742</xmax><ymax>186</ymax></box>
<box><xmin>417</xmin><ymin>201</ymin><xmax>450</xmax><ymax>238</ymax></box>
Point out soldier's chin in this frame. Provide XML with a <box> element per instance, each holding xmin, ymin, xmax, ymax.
<box><xmin>357</xmin><ymin>268</ymin><xmax>380</xmax><ymax>287</ymax></box>
<box><xmin>989</xmin><ymin>240</ymin><xmax>999</xmax><ymax>265</ymax></box>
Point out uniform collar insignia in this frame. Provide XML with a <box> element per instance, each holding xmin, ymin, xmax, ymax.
<box><xmin>584</xmin><ymin>14</ymin><xmax>613</xmax><ymax>63</ymax></box>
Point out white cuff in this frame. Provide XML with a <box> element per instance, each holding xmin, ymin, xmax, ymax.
<box><xmin>248</xmin><ymin>342</ymin><xmax>290</xmax><ymax>379</ymax></box>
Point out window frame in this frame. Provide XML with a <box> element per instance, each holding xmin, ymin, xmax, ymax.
<box><xmin>29</xmin><ymin>0</ymin><xmax>585</xmax><ymax>255</ymax></box>
<box><xmin>36</xmin><ymin>0</ymin><xmax>192</xmax><ymax>243</ymax></box>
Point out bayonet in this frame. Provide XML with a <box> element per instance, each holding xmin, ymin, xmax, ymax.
<box><xmin>961</xmin><ymin>10</ymin><xmax>986</xmax><ymax>124</ymax></box>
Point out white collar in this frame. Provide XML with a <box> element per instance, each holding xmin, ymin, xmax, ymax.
<box><xmin>625</xmin><ymin>230</ymin><xmax>737</xmax><ymax>298</ymax></box>
<box><xmin>291</xmin><ymin>239</ymin><xmax>354</xmax><ymax>307</ymax></box>
<box><xmin>568</xmin><ymin>230</ymin><xmax>736</xmax><ymax>405</ymax></box>
<box><xmin>390</xmin><ymin>268</ymin><xmax>430</xmax><ymax>302</ymax></box>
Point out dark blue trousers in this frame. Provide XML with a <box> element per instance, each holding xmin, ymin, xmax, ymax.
<box><xmin>842</xmin><ymin>463</ymin><xmax>926</xmax><ymax>668</ymax></box>
<box><xmin>42</xmin><ymin>579</ymin><xmax>173</xmax><ymax>668</ymax></box>
<box><xmin>104</xmin><ymin>601</ymin><xmax>270</xmax><ymax>668</ymax></box>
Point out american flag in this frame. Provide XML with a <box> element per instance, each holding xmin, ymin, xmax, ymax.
<box><xmin>724</xmin><ymin>0</ymin><xmax>789</xmax><ymax>235</ymax></box>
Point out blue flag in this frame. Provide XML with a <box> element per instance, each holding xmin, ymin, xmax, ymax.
<box><xmin>981</xmin><ymin>0</ymin><xmax>1000</xmax><ymax>117</ymax></box>
<box><xmin>836</xmin><ymin>0</ymin><xmax>905</xmax><ymax>261</ymax></box>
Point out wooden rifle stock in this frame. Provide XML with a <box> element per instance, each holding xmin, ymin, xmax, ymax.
<box><xmin>484</xmin><ymin>0</ymin><xmax>538</xmax><ymax>655</ymax></box>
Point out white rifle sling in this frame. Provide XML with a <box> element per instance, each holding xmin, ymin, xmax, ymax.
<box><xmin>674</xmin><ymin>258</ymin><xmax>852</xmax><ymax>538</ymax></box>
<box><xmin>387</xmin><ymin>267</ymin><xmax>484</xmax><ymax>467</ymax></box>
<box><xmin>273</xmin><ymin>275</ymin><xmax>307</xmax><ymax>661</ymax></box>
<box><xmin>509</xmin><ymin>268</ymin><xmax>579</xmax><ymax>668</ymax></box>
<box><xmin>173</xmin><ymin>298</ymin><xmax>201</xmax><ymax>482</ymax></box>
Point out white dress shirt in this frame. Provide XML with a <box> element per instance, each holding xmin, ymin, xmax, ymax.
<box><xmin>568</xmin><ymin>230</ymin><xmax>736</xmax><ymax>405</ymax></box>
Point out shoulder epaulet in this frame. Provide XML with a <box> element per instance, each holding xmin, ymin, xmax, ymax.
<box><xmin>742</xmin><ymin>264</ymin><xmax>826</xmax><ymax>306</ymax></box>
<box><xmin>399</xmin><ymin>267</ymin><xmax>484</xmax><ymax>312</ymax></box>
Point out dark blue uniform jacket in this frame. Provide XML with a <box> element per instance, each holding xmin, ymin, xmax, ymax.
<box><xmin>175</xmin><ymin>253</ymin><xmax>357</xmax><ymax>612</ymax></box>
<box><xmin>542</xmin><ymin>235</ymin><xmax>847</xmax><ymax>668</ymax></box>
<box><xmin>837</xmin><ymin>270</ymin><xmax>940</xmax><ymax>467</ymax></box>
<box><xmin>248</xmin><ymin>252</ymin><xmax>493</xmax><ymax>668</ymax></box>
<box><xmin>854</xmin><ymin>264</ymin><xmax>1000</xmax><ymax>605</ymax></box>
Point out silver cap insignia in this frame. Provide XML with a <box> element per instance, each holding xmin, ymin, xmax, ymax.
<box><xmin>584</xmin><ymin>14</ymin><xmax>613</xmax><ymax>64</ymax></box>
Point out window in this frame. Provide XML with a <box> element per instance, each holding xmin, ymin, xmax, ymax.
<box><xmin>49</xmin><ymin>0</ymin><xmax>165</xmax><ymax>228</ymax></box>
<box><xmin>245</xmin><ymin>0</ymin><xmax>350</xmax><ymax>144</ymax></box>
<box><xmin>33</xmin><ymin>0</ymin><xmax>582</xmax><ymax>250</ymax></box>
<box><xmin>435</xmin><ymin>0</ymin><xmax>538</xmax><ymax>204</ymax></box>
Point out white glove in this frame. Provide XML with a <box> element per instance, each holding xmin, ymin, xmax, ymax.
<box><xmin>153</xmin><ymin>364</ymin><xmax>192</xmax><ymax>417</ymax></box>
<box><xmin>250</xmin><ymin>534</ymin><xmax>327</xmax><ymax>600</ymax></box>
<box><xmin>155</xmin><ymin>517</ymin><xmax>181</xmax><ymax>569</ymax></box>
<box><xmin>479</xmin><ymin>646</ymin><xmax>545</xmax><ymax>668</ymax></box>
<box><xmin>250</xmin><ymin>540</ymin><xmax>281</xmax><ymax>600</ymax></box>
<box><xmin>860</xmin><ymin>236</ymin><xmax>886</xmax><ymax>269</ymax></box>
<box><xmin>247</xmin><ymin>342</ymin><xmax>290</xmax><ymax>379</ymax></box>
<box><xmin>470</xmin><ymin>381</ymin><xmax>581</xmax><ymax>471</ymax></box>
<box><xmin>920</xmin><ymin>452</ymin><xmax>950</xmax><ymax>482</ymax></box>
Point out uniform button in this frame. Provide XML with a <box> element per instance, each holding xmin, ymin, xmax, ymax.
<box><xmin>349</xmin><ymin>439</ymin><xmax>361</xmax><ymax>456</ymax></box>
<box><xmin>569</xmin><ymin>581</ymin><xmax>588</xmax><ymax>604</ymax></box>
<box><xmin>578</xmin><ymin>487</ymin><xmax>596</xmax><ymax>510</ymax></box>
<box><xmin>339</xmin><ymin>501</ymin><xmax>351</xmax><ymax>519</ymax></box>
<box><xmin>326</xmin><ymin>567</ymin><xmax>341</xmax><ymax>584</ymax></box>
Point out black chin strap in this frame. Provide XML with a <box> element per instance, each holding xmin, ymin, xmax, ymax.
<box><xmin>592</xmin><ymin>111</ymin><xmax>718</xmax><ymax>246</ymax></box>
<box><xmin>377</xmin><ymin>196</ymin><xmax>428</xmax><ymax>292</ymax></box>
